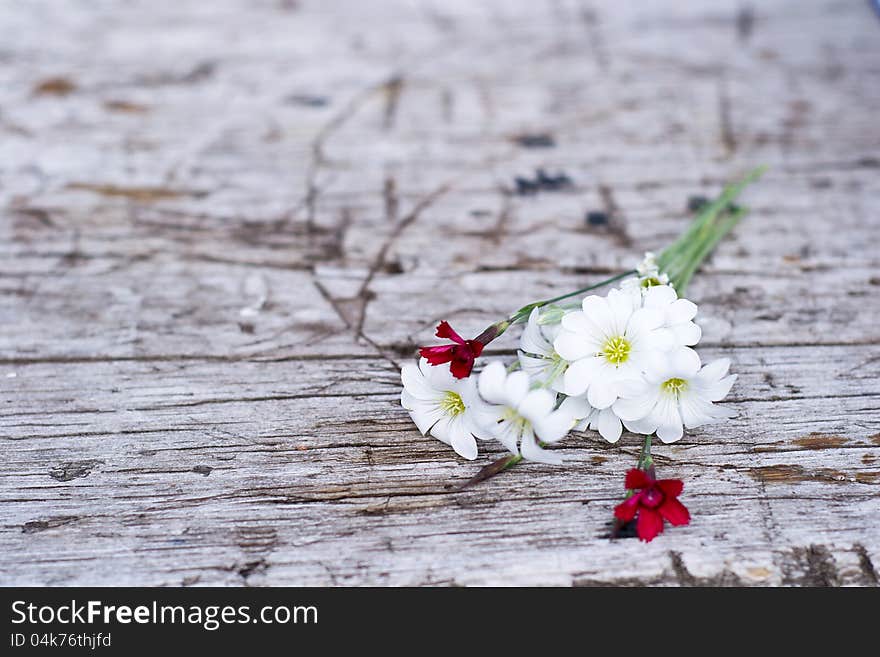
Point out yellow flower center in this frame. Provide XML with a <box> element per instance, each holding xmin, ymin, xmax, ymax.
<box><xmin>662</xmin><ymin>378</ymin><xmax>688</xmax><ymax>396</ymax></box>
<box><xmin>601</xmin><ymin>336</ymin><xmax>632</xmax><ymax>366</ymax></box>
<box><xmin>439</xmin><ymin>391</ymin><xmax>466</xmax><ymax>416</ymax></box>
<box><xmin>641</xmin><ymin>276</ymin><xmax>663</xmax><ymax>288</ymax></box>
<box><xmin>501</xmin><ymin>407</ymin><xmax>530</xmax><ymax>431</ymax></box>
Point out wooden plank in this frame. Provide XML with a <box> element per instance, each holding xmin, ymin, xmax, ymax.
<box><xmin>2</xmin><ymin>347</ymin><xmax>878</xmax><ymax>585</ymax></box>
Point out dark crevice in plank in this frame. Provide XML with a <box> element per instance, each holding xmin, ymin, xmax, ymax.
<box><xmin>128</xmin><ymin>390</ymin><xmax>397</xmax><ymax>411</ymax></box>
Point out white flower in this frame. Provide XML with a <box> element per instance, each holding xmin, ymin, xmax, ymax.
<box><xmin>637</xmin><ymin>252</ymin><xmax>660</xmax><ymax>277</ymax></box>
<box><xmin>477</xmin><ymin>361</ymin><xmax>574</xmax><ymax>465</ymax></box>
<box><xmin>612</xmin><ymin>347</ymin><xmax>737</xmax><ymax>443</ymax></box>
<box><xmin>622</xmin><ymin>253</ymin><xmax>671</xmax><ymax>296</ymax></box>
<box><xmin>625</xmin><ymin>251</ymin><xmax>671</xmax><ymax>288</ymax></box>
<box><xmin>401</xmin><ymin>358</ymin><xmax>493</xmax><ymax>460</ymax></box>
<box><xmin>559</xmin><ymin>395</ymin><xmax>627</xmax><ymax>444</ymax></box>
<box><xmin>553</xmin><ymin>287</ymin><xmax>672</xmax><ymax>409</ymax></box>
<box><xmin>518</xmin><ymin>307</ymin><xmax>569</xmax><ymax>392</ymax></box>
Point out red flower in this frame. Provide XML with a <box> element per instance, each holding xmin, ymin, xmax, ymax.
<box><xmin>614</xmin><ymin>469</ymin><xmax>690</xmax><ymax>543</ymax></box>
<box><xmin>419</xmin><ymin>321</ymin><xmax>485</xmax><ymax>379</ymax></box>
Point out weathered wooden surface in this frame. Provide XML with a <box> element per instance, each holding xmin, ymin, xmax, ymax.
<box><xmin>2</xmin><ymin>0</ymin><xmax>879</xmax><ymax>586</ymax></box>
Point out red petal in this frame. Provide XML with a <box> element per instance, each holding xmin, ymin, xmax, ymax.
<box><xmin>465</xmin><ymin>340</ymin><xmax>484</xmax><ymax>357</ymax></box>
<box><xmin>419</xmin><ymin>345</ymin><xmax>454</xmax><ymax>365</ymax></box>
<box><xmin>624</xmin><ymin>468</ymin><xmax>651</xmax><ymax>491</ymax></box>
<box><xmin>656</xmin><ymin>478</ymin><xmax>684</xmax><ymax>498</ymax></box>
<box><xmin>636</xmin><ymin>508</ymin><xmax>664</xmax><ymax>543</ymax></box>
<box><xmin>614</xmin><ymin>494</ymin><xmax>641</xmax><ymax>522</ymax></box>
<box><xmin>449</xmin><ymin>355</ymin><xmax>474</xmax><ymax>379</ymax></box>
<box><xmin>658</xmin><ymin>497</ymin><xmax>690</xmax><ymax>527</ymax></box>
<box><xmin>434</xmin><ymin>321</ymin><xmax>466</xmax><ymax>345</ymax></box>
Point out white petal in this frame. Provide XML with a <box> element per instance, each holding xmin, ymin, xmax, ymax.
<box><xmin>520</xmin><ymin>307</ymin><xmax>552</xmax><ymax>356</ymax></box>
<box><xmin>428</xmin><ymin>415</ymin><xmax>453</xmax><ymax>445</ymax></box>
<box><xmin>521</xmin><ymin>427</ymin><xmax>563</xmax><ymax>465</ymax></box>
<box><xmin>669</xmin><ymin>347</ymin><xmax>702</xmax><ymax>378</ymax></box>
<box><xmin>559</xmin><ymin>395</ymin><xmax>592</xmax><ymax>420</ymax></box>
<box><xmin>447</xmin><ymin>418</ymin><xmax>479</xmax><ymax>460</ymax></box>
<box><xmin>423</xmin><ymin>358</ymin><xmax>458</xmax><ymax>390</ymax></box>
<box><xmin>697</xmin><ymin>358</ymin><xmax>731</xmax><ymax>381</ymax></box>
<box><xmin>613</xmin><ymin>359</ymin><xmax>643</xmax><ymax>384</ymax></box>
<box><xmin>549</xmin><ymin>375</ymin><xmax>568</xmax><ymax>394</ymax></box>
<box><xmin>667</xmin><ymin>298</ymin><xmax>698</xmax><ymax>324</ymax></box>
<box><xmin>620</xmin><ymin>284</ymin><xmax>645</xmax><ymax>309</ymax></box>
<box><xmin>572</xmin><ymin>414</ymin><xmax>593</xmax><ymax>432</ymax></box>
<box><xmin>516</xmin><ymin>388</ymin><xmax>556</xmax><ymax>423</ymax></box>
<box><xmin>587</xmin><ymin>377</ymin><xmax>618</xmax><ymax>410</ymax></box>
<box><xmin>417</xmin><ymin>357</ymin><xmax>435</xmax><ymax>378</ymax></box>
<box><xmin>657</xmin><ymin>423</ymin><xmax>684</xmax><ymax>443</ymax></box>
<box><xmin>671</xmin><ymin>321</ymin><xmax>702</xmax><ymax>346</ymax></box>
<box><xmin>532</xmin><ymin>409</ymin><xmax>574</xmax><ymax>443</ymax></box>
<box><xmin>580</xmin><ymin>295</ymin><xmax>616</xmax><ymax>338</ymax></box>
<box><xmin>554</xmin><ymin>327</ymin><xmax>593</xmax><ymax>361</ymax></box>
<box><xmin>493</xmin><ymin>420</ymin><xmax>521</xmax><ymax>455</ymax></box>
<box><xmin>518</xmin><ymin>352</ymin><xmax>550</xmax><ymax>380</ymax></box>
<box><xmin>719</xmin><ymin>374</ymin><xmax>738</xmax><ymax>399</ymax></box>
<box><xmin>710</xmin><ymin>403</ymin><xmax>737</xmax><ymax>421</ymax></box>
<box><xmin>616</xmin><ymin>377</ymin><xmax>651</xmax><ymax>398</ymax></box>
<box><xmin>561</xmin><ymin>309</ymin><xmax>591</xmax><ymax>333</ymax></box>
<box><xmin>613</xmin><ymin>389</ymin><xmax>659</xmax><ymax>422</ymax></box>
<box><xmin>606</xmin><ymin>288</ymin><xmax>639</xmax><ymax>335</ymax></box>
<box><xmin>401</xmin><ymin>388</ymin><xmax>418</xmax><ymax>411</ymax></box>
<box><xmin>478</xmin><ymin>361</ymin><xmax>508</xmax><ymax>405</ymax></box>
<box><xmin>705</xmin><ymin>374</ymin><xmax>737</xmax><ymax>401</ymax></box>
<box><xmin>626</xmin><ymin>307</ymin><xmax>664</xmax><ymax>339</ymax></box>
<box><xmin>562</xmin><ymin>357</ymin><xmax>601</xmax><ymax>396</ymax></box>
<box><xmin>596</xmin><ymin>408</ymin><xmax>623</xmax><ymax>443</ymax></box>
<box><xmin>540</xmin><ymin>319</ymin><xmax>563</xmax><ymax>343</ymax></box>
<box><xmin>637</xmin><ymin>326</ymin><xmax>675</xmax><ymax>353</ymax></box>
<box><xmin>693</xmin><ymin>360</ymin><xmax>736</xmax><ymax>400</ymax></box>
<box><xmin>458</xmin><ymin>372</ymin><xmax>482</xmax><ymax>397</ymax></box>
<box><xmin>461</xmin><ymin>409</ymin><xmax>495</xmax><ymax>441</ymax></box>
<box><xmin>643</xmin><ymin>350</ymin><xmax>672</xmax><ymax>382</ymax></box>
<box><xmin>679</xmin><ymin>393</ymin><xmax>715</xmax><ymax>429</ymax></box>
<box><xmin>693</xmin><ymin>362</ymin><xmax>737</xmax><ymax>401</ymax></box>
<box><xmin>401</xmin><ymin>362</ymin><xmax>437</xmax><ymax>400</ymax></box>
<box><xmin>420</xmin><ymin>358</ymin><xmax>456</xmax><ymax>391</ymax></box>
<box><xmin>404</xmin><ymin>395</ymin><xmax>444</xmax><ymax>435</ymax></box>
<box><xmin>643</xmin><ymin>284</ymin><xmax>678</xmax><ymax>308</ymax></box>
<box><xmin>504</xmin><ymin>370</ymin><xmax>531</xmax><ymax>406</ymax></box>
<box><xmin>472</xmin><ymin>401</ymin><xmax>503</xmax><ymax>428</ymax></box>
<box><xmin>653</xmin><ymin>396</ymin><xmax>684</xmax><ymax>443</ymax></box>
<box><xmin>623</xmin><ymin>415</ymin><xmax>656</xmax><ymax>435</ymax></box>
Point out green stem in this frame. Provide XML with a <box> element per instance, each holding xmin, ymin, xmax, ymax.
<box><xmin>527</xmin><ymin>270</ymin><xmax>637</xmax><ymax>311</ymax></box>
<box><xmin>610</xmin><ymin>435</ymin><xmax>655</xmax><ymax>538</ymax></box>
<box><xmin>673</xmin><ymin>208</ymin><xmax>747</xmax><ymax>294</ymax></box>
<box><xmin>637</xmin><ymin>435</ymin><xmax>653</xmax><ymax>471</ymax></box>
<box><xmin>503</xmin><ymin>454</ymin><xmax>524</xmax><ymax>470</ymax></box>
<box><xmin>658</xmin><ymin>166</ymin><xmax>764</xmax><ymax>294</ymax></box>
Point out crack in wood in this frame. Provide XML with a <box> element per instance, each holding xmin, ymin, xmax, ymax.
<box><xmin>854</xmin><ymin>544</ymin><xmax>878</xmax><ymax>585</ymax></box>
<box><xmin>381</xmin><ymin>74</ymin><xmax>405</xmax><ymax>131</ymax></box>
<box><xmin>783</xmin><ymin>545</ymin><xmax>841</xmax><ymax>587</ymax></box>
<box><xmin>579</xmin><ymin>4</ymin><xmax>609</xmax><ymax>72</ymax></box>
<box><xmin>717</xmin><ymin>75</ymin><xmax>737</xmax><ymax>156</ymax></box>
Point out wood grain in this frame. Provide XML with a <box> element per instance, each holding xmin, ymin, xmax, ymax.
<box><xmin>1</xmin><ymin>0</ymin><xmax>878</xmax><ymax>586</ymax></box>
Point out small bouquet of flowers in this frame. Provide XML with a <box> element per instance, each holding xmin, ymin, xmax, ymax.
<box><xmin>400</xmin><ymin>168</ymin><xmax>763</xmax><ymax>542</ymax></box>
